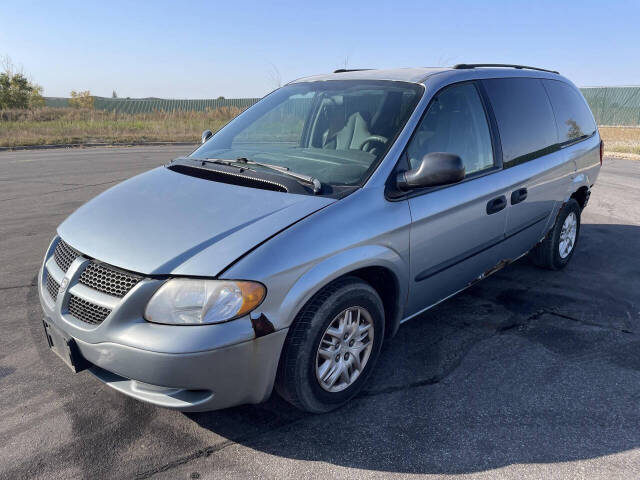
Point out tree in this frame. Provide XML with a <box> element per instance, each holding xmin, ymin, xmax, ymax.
<box><xmin>69</xmin><ymin>90</ymin><xmax>94</xmax><ymax>109</ymax></box>
<box><xmin>30</xmin><ymin>83</ymin><xmax>45</xmax><ymax>108</ymax></box>
<box><xmin>112</xmin><ymin>90</ymin><xmax>118</xmax><ymax>98</ymax></box>
<box><xmin>566</xmin><ymin>119</ymin><xmax>584</xmax><ymax>140</ymax></box>
<box><xmin>0</xmin><ymin>55</ymin><xmax>45</xmax><ymax>109</ymax></box>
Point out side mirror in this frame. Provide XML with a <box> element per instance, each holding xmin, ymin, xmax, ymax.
<box><xmin>396</xmin><ymin>152</ymin><xmax>465</xmax><ymax>190</ymax></box>
<box><xmin>201</xmin><ymin>129</ymin><xmax>213</xmax><ymax>144</ymax></box>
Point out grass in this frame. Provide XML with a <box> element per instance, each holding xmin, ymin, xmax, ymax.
<box><xmin>0</xmin><ymin>107</ymin><xmax>243</xmax><ymax>147</ymax></box>
<box><xmin>599</xmin><ymin>126</ymin><xmax>640</xmax><ymax>156</ymax></box>
<box><xmin>1</xmin><ymin>108</ymin><xmax>640</xmax><ymax>156</ymax></box>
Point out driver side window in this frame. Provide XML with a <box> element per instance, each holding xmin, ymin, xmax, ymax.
<box><xmin>406</xmin><ymin>83</ymin><xmax>494</xmax><ymax>176</ymax></box>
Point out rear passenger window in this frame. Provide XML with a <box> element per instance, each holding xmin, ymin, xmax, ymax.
<box><xmin>406</xmin><ymin>83</ymin><xmax>494</xmax><ymax>176</ymax></box>
<box><xmin>543</xmin><ymin>80</ymin><xmax>596</xmax><ymax>143</ymax></box>
<box><xmin>483</xmin><ymin>78</ymin><xmax>557</xmax><ymax>167</ymax></box>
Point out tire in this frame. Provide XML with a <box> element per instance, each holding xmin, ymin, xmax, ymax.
<box><xmin>530</xmin><ymin>198</ymin><xmax>581</xmax><ymax>270</ymax></box>
<box><xmin>275</xmin><ymin>276</ymin><xmax>385</xmax><ymax>413</ymax></box>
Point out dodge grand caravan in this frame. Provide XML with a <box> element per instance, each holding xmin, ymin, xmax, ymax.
<box><xmin>39</xmin><ymin>64</ymin><xmax>602</xmax><ymax>413</ymax></box>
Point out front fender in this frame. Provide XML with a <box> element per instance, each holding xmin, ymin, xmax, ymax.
<box><xmin>277</xmin><ymin>245</ymin><xmax>408</xmax><ymax>333</ymax></box>
<box><xmin>221</xmin><ymin>186</ymin><xmax>412</xmax><ymax>336</ymax></box>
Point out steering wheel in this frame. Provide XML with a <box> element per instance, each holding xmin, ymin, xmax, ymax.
<box><xmin>358</xmin><ymin>135</ymin><xmax>388</xmax><ymax>153</ymax></box>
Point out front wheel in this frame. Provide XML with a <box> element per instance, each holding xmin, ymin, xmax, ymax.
<box><xmin>275</xmin><ymin>277</ymin><xmax>385</xmax><ymax>413</ymax></box>
<box><xmin>530</xmin><ymin>198</ymin><xmax>581</xmax><ymax>270</ymax></box>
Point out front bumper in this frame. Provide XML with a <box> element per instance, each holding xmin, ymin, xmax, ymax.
<box><xmin>38</xmin><ymin>238</ymin><xmax>287</xmax><ymax>412</ymax></box>
<box><xmin>78</xmin><ymin>331</ymin><xmax>287</xmax><ymax>411</ymax></box>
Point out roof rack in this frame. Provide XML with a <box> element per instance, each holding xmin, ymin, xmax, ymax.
<box><xmin>453</xmin><ymin>63</ymin><xmax>559</xmax><ymax>74</ymax></box>
<box><xmin>333</xmin><ymin>68</ymin><xmax>372</xmax><ymax>73</ymax></box>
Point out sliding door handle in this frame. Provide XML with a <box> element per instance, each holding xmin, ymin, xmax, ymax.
<box><xmin>511</xmin><ymin>188</ymin><xmax>528</xmax><ymax>205</ymax></box>
<box><xmin>486</xmin><ymin>195</ymin><xmax>507</xmax><ymax>215</ymax></box>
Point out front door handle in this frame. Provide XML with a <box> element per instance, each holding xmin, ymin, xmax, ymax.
<box><xmin>486</xmin><ymin>195</ymin><xmax>507</xmax><ymax>215</ymax></box>
<box><xmin>511</xmin><ymin>187</ymin><xmax>528</xmax><ymax>205</ymax></box>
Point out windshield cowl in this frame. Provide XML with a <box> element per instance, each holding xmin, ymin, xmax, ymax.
<box><xmin>168</xmin><ymin>158</ymin><xmax>313</xmax><ymax>195</ymax></box>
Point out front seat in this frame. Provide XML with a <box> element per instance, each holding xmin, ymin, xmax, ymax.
<box><xmin>323</xmin><ymin>112</ymin><xmax>372</xmax><ymax>150</ymax></box>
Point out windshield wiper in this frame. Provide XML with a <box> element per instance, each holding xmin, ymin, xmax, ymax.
<box><xmin>235</xmin><ymin>157</ymin><xmax>322</xmax><ymax>194</ymax></box>
<box><xmin>198</xmin><ymin>158</ymin><xmax>255</xmax><ymax>170</ymax></box>
<box><xmin>196</xmin><ymin>157</ymin><xmax>322</xmax><ymax>194</ymax></box>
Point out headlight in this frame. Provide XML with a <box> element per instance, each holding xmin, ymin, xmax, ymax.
<box><xmin>144</xmin><ymin>279</ymin><xmax>265</xmax><ymax>325</ymax></box>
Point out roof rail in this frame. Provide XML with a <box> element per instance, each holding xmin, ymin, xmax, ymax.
<box><xmin>333</xmin><ymin>68</ymin><xmax>372</xmax><ymax>73</ymax></box>
<box><xmin>453</xmin><ymin>63</ymin><xmax>559</xmax><ymax>74</ymax></box>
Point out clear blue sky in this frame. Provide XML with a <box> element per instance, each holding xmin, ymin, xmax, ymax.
<box><xmin>2</xmin><ymin>0</ymin><xmax>639</xmax><ymax>99</ymax></box>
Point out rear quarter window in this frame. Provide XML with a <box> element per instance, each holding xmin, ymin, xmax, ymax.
<box><xmin>483</xmin><ymin>78</ymin><xmax>557</xmax><ymax>167</ymax></box>
<box><xmin>543</xmin><ymin>79</ymin><xmax>597</xmax><ymax>143</ymax></box>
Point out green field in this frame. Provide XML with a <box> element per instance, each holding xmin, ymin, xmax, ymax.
<box><xmin>0</xmin><ymin>107</ymin><xmax>242</xmax><ymax>147</ymax></box>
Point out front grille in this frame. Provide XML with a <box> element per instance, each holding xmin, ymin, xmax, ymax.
<box><xmin>46</xmin><ymin>273</ymin><xmax>60</xmax><ymax>300</ymax></box>
<box><xmin>68</xmin><ymin>295</ymin><xmax>111</xmax><ymax>325</ymax></box>
<box><xmin>79</xmin><ymin>262</ymin><xmax>141</xmax><ymax>298</ymax></box>
<box><xmin>48</xmin><ymin>237</ymin><xmax>146</xmax><ymax>326</ymax></box>
<box><xmin>54</xmin><ymin>240</ymin><xmax>80</xmax><ymax>273</ymax></box>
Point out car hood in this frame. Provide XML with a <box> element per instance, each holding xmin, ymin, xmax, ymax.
<box><xmin>57</xmin><ymin>166</ymin><xmax>335</xmax><ymax>276</ymax></box>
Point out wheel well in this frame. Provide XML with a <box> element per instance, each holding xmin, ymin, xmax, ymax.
<box><xmin>347</xmin><ymin>266</ymin><xmax>400</xmax><ymax>339</ymax></box>
<box><xmin>570</xmin><ymin>186</ymin><xmax>589</xmax><ymax>210</ymax></box>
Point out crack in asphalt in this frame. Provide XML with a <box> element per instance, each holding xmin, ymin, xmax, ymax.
<box><xmin>495</xmin><ymin>309</ymin><xmax>546</xmax><ymax>332</ymax></box>
<box><xmin>544</xmin><ymin>308</ymin><xmax>636</xmax><ymax>334</ymax></box>
<box><xmin>134</xmin><ymin>416</ymin><xmax>308</xmax><ymax>480</ymax></box>
<box><xmin>0</xmin><ymin>282</ymin><xmax>37</xmax><ymax>291</ymax></box>
<box><xmin>3</xmin><ymin>178</ymin><xmax>127</xmax><ymax>202</ymax></box>
<box><xmin>0</xmin><ymin>177</ymin><xmax>83</xmax><ymax>186</ymax></box>
<box><xmin>359</xmin><ymin>375</ymin><xmax>443</xmax><ymax>397</ymax></box>
<box><xmin>361</xmin><ymin>306</ymin><xmax>637</xmax><ymax>399</ymax></box>
<box><xmin>134</xmin><ymin>440</ymin><xmax>235</xmax><ymax>479</ymax></box>
<box><xmin>503</xmin><ymin>308</ymin><xmax>638</xmax><ymax>336</ymax></box>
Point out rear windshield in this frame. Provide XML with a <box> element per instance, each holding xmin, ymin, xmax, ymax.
<box><xmin>191</xmin><ymin>80</ymin><xmax>423</xmax><ymax>186</ymax></box>
<box><xmin>543</xmin><ymin>79</ymin><xmax>597</xmax><ymax>143</ymax></box>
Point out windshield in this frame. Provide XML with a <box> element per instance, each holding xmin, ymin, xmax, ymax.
<box><xmin>190</xmin><ymin>80</ymin><xmax>423</xmax><ymax>187</ymax></box>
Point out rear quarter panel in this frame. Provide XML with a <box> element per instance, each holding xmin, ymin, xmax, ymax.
<box><xmin>571</xmin><ymin>133</ymin><xmax>602</xmax><ymax>192</ymax></box>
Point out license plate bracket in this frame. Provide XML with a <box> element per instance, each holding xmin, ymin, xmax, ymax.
<box><xmin>42</xmin><ymin>319</ymin><xmax>89</xmax><ymax>373</ymax></box>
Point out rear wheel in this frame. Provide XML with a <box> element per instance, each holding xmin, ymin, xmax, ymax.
<box><xmin>275</xmin><ymin>277</ymin><xmax>384</xmax><ymax>413</ymax></box>
<box><xmin>530</xmin><ymin>198</ymin><xmax>581</xmax><ymax>270</ymax></box>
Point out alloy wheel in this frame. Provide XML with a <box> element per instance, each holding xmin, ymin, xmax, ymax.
<box><xmin>315</xmin><ymin>306</ymin><xmax>374</xmax><ymax>393</ymax></box>
<box><xmin>559</xmin><ymin>211</ymin><xmax>578</xmax><ymax>258</ymax></box>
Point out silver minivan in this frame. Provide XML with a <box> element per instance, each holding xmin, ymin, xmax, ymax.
<box><xmin>39</xmin><ymin>65</ymin><xmax>602</xmax><ymax>413</ymax></box>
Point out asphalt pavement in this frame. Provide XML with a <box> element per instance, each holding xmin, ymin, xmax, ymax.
<box><xmin>1</xmin><ymin>146</ymin><xmax>639</xmax><ymax>479</ymax></box>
